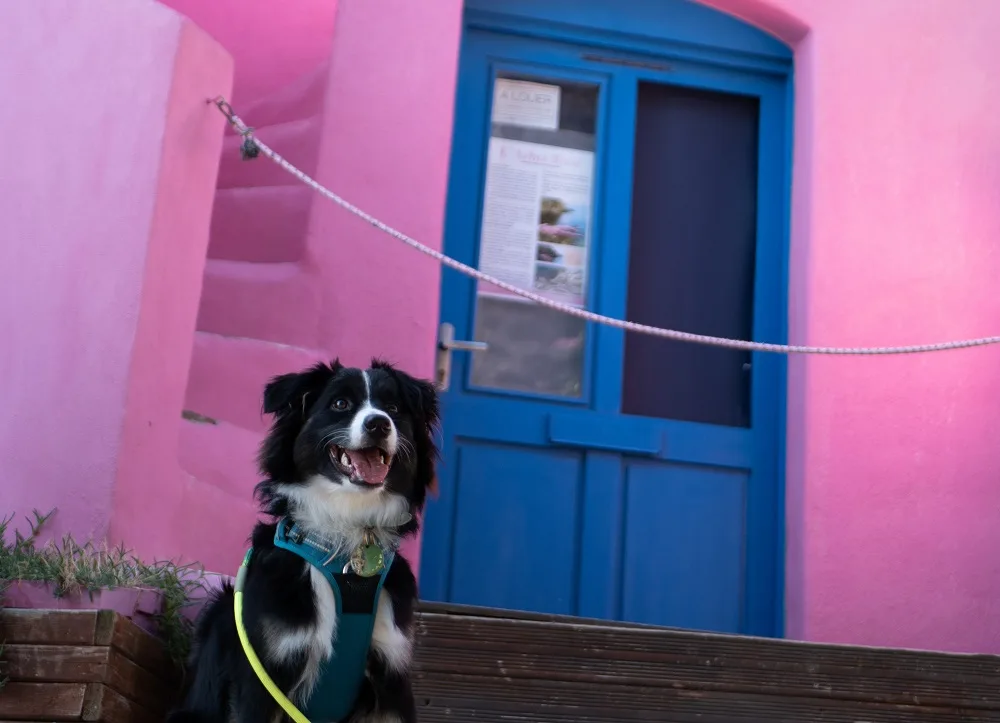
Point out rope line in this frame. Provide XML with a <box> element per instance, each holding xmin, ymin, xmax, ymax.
<box><xmin>212</xmin><ymin>97</ymin><xmax>1000</xmax><ymax>356</ymax></box>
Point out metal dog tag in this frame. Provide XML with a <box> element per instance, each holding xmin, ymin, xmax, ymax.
<box><xmin>351</xmin><ymin>543</ymin><xmax>385</xmax><ymax>577</ymax></box>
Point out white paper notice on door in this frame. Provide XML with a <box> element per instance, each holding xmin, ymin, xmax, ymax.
<box><xmin>492</xmin><ymin>79</ymin><xmax>561</xmax><ymax>130</ymax></box>
<box><xmin>477</xmin><ymin>137</ymin><xmax>594</xmax><ymax>309</ymax></box>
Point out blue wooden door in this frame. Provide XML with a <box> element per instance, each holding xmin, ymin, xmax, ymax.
<box><xmin>421</xmin><ymin>2</ymin><xmax>792</xmax><ymax>638</ymax></box>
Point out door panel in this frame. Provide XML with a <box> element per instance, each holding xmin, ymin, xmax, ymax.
<box><xmin>448</xmin><ymin>442</ymin><xmax>583</xmax><ymax>615</ymax></box>
<box><xmin>621</xmin><ymin>462</ymin><xmax>747</xmax><ymax>631</ymax></box>
<box><xmin>423</xmin><ymin>23</ymin><xmax>789</xmax><ymax>638</ymax></box>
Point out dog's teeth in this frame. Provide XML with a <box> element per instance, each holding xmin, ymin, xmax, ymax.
<box><xmin>340</xmin><ymin>452</ymin><xmax>351</xmax><ymax>467</ymax></box>
<box><xmin>379</xmin><ymin>451</ymin><xmax>386</xmax><ymax>464</ymax></box>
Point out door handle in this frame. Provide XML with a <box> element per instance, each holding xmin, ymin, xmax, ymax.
<box><xmin>436</xmin><ymin>322</ymin><xmax>488</xmax><ymax>391</ymax></box>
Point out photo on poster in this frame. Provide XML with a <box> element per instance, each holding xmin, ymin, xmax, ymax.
<box><xmin>533</xmin><ymin>263</ymin><xmax>585</xmax><ymax>300</ymax></box>
<box><xmin>536</xmin><ymin>240</ymin><xmax>586</xmax><ymax>266</ymax></box>
<box><xmin>538</xmin><ymin>197</ymin><xmax>587</xmax><ymax>247</ymax></box>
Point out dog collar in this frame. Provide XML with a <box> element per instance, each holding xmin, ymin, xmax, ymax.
<box><xmin>278</xmin><ymin>513</ymin><xmax>412</xmax><ymax>577</ymax></box>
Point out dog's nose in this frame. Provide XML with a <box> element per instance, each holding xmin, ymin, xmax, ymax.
<box><xmin>363</xmin><ymin>414</ymin><xmax>392</xmax><ymax>438</ymax></box>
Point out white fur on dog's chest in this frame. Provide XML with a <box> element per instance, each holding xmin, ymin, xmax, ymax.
<box><xmin>263</xmin><ymin>565</ymin><xmax>338</xmax><ymax>702</ymax></box>
<box><xmin>304</xmin><ymin>565</ymin><xmax>339</xmax><ymax>691</ymax></box>
<box><xmin>263</xmin><ymin>562</ymin><xmax>411</xmax><ymax>706</ymax></box>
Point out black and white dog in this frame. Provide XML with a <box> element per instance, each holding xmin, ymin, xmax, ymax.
<box><xmin>169</xmin><ymin>359</ymin><xmax>439</xmax><ymax>723</ymax></box>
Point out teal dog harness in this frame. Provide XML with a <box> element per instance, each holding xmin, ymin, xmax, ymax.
<box><xmin>270</xmin><ymin>518</ymin><xmax>394</xmax><ymax>723</ymax></box>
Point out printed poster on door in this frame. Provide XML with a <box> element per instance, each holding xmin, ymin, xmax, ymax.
<box><xmin>476</xmin><ymin>137</ymin><xmax>594</xmax><ymax>309</ymax></box>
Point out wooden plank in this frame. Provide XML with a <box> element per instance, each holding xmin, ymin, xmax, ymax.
<box><xmin>105</xmin><ymin>648</ymin><xmax>178</xmax><ymax>712</ymax></box>
<box><xmin>107</xmin><ymin>613</ymin><xmax>178</xmax><ymax>684</ymax></box>
<box><xmin>81</xmin><ymin>684</ymin><xmax>159</xmax><ymax>723</ymax></box>
<box><xmin>414</xmin><ymin>672</ymin><xmax>1000</xmax><ymax>722</ymax></box>
<box><xmin>420</xmin><ymin>600</ymin><xmax>674</xmax><ymax>629</ymax></box>
<box><xmin>413</xmin><ymin>612</ymin><xmax>1000</xmax><ymax>711</ymax></box>
<box><xmin>417</xmin><ymin>607</ymin><xmax>1000</xmax><ymax>678</ymax></box>
<box><xmin>0</xmin><ymin>682</ymin><xmax>87</xmax><ymax>720</ymax></box>
<box><xmin>91</xmin><ymin>612</ymin><xmax>115</xmax><ymax>648</ymax></box>
<box><xmin>0</xmin><ymin>610</ymin><xmax>99</xmax><ymax>645</ymax></box>
<box><xmin>2</xmin><ymin>645</ymin><xmax>109</xmax><ymax>683</ymax></box>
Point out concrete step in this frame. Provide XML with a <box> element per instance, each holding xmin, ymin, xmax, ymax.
<box><xmin>217</xmin><ymin>117</ymin><xmax>321</xmax><ymax>189</ymax></box>
<box><xmin>195</xmin><ymin>259</ymin><xmax>321</xmax><ymax>348</ymax></box>
<box><xmin>176</xmin><ymin>419</ymin><xmax>262</xmax><ymax>572</ymax></box>
<box><xmin>236</xmin><ymin>61</ymin><xmax>329</xmax><ymax>128</ymax></box>
<box><xmin>178</xmin><ymin>415</ymin><xmax>263</xmax><ymax>498</ymax></box>
<box><xmin>208</xmin><ymin>185</ymin><xmax>312</xmax><ymax>263</ymax></box>
<box><xmin>184</xmin><ymin>331</ymin><xmax>326</xmax><ymax>432</ymax></box>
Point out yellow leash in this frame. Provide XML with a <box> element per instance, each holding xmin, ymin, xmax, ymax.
<box><xmin>234</xmin><ymin>550</ymin><xmax>312</xmax><ymax>723</ymax></box>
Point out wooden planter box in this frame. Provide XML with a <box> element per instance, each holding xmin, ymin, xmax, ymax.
<box><xmin>0</xmin><ymin>609</ymin><xmax>181</xmax><ymax>723</ymax></box>
<box><xmin>2</xmin><ymin>583</ymin><xmax>164</xmax><ymax>638</ymax></box>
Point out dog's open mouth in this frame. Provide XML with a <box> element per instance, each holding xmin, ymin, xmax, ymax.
<box><xmin>329</xmin><ymin>445</ymin><xmax>392</xmax><ymax>486</ymax></box>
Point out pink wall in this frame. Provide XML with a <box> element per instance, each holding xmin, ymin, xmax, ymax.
<box><xmin>0</xmin><ymin>1</ymin><xmax>232</xmax><ymax>553</ymax></box>
<box><xmin>159</xmin><ymin>0</ymin><xmax>337</xmax><ymax>105</ymax></box>
<box><xmin>697</xmin><ymin>0</ymin><xmax>1000</xmax><ymax>654</ymax></box>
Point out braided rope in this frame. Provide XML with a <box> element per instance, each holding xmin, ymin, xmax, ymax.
<box><xmin>212</xmin><ymin>98</ymin><xmax>1000</xmax><ymax>356</ymax></box>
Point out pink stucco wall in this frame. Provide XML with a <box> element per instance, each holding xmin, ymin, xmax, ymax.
<box><xmin>700</xmin><ymin>0</ymin><xmax>1000</xmax><ymax>654</ymax></box>
<box><xmin>0</xmin><ymin>1</ymin><xmax>232</xmax><ymax>554</ymax></box>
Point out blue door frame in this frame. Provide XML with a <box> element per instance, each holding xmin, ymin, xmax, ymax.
<box><xmin>421</xmin><ymin>0</ymin><xmax>793</xmax><ymax>638</ymax></box>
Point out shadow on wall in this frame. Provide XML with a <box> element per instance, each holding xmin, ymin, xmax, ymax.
<box><xmin>160</xmin><ymin>0</ymin><xmax>338</xmax><ymax>105</ymax></box>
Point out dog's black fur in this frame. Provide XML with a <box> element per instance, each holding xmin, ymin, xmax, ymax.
<box><xmin>167</xmin><ymin>359</ymin><xmax>439</xmax><ymax>723</ymax></box>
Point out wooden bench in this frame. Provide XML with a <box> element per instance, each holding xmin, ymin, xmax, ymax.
<box><xmin>412</xmin><ymin>603</ymin><xmax>1000</xmax><ymax>722</ymax></box>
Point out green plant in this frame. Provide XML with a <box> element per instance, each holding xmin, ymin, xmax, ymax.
<box><xmin>0</xmin><ymin>509</ymin><xmax>205</xmax><ymax>667</ymax></box>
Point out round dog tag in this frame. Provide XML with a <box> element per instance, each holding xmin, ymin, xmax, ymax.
<box><xmin>351</xmin><ymin>543</ymin><xmax>385</xmax><ymax>577</ymax></box>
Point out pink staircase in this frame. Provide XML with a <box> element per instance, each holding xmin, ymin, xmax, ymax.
<box><xmin>181</xmin><ymin>63</ymin><xmax>330</xmax><ymax>533</ymax></box>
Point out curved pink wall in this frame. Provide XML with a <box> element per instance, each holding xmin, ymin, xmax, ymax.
<box><xmin>159</xmin><ymin>0</ymin><xmax>337</xmax><ymax>104</ymax></box>
<box><xmin>0</xmin><ymin>0</ymin><xmax>232</xmax><ymax>554</ymax></box>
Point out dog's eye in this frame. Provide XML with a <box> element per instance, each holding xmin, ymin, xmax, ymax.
<box><xmin>385</xmin><ymin>404</ymin><xmax>399</xmax><ymax>415</ymax></box>
<box><xmin>332</xmin><ymin>398</ymin><xmax>351</xmax><ymax>411</ymax></box>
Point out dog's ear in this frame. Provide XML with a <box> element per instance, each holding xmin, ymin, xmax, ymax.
<box><xmin>414</xmin><ymin>376</ymin><xmax>440</xmax><ymax>429</ymax></box>
<box><xmin>262</xmin><ymin>360</ymin><xmax>342</xmax><ymax>417</ymax></box>
<box><xmin>371</xmin><ymin>358</ymin><xmax>439</xmax><ymax>431</ymax></box>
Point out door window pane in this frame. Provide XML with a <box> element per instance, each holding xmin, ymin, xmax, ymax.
<box><xmin>469</xmin><ymin>75</ymin><xmax>600</xmax><ymax>398</ymax></box>
<box><xmin>622</xmin><ymin>83</ymin><xmax>759</xmax><ymax>427</ymax></box>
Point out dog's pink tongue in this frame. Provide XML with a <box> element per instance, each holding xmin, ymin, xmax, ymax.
<box><xmin>347</xmin><ymin>449</ymin><xmax>389</xmax><ymax>485</ymax></box>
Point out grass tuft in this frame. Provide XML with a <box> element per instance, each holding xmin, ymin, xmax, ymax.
<box><xmin>0</xmin><ymin>509</ymin><xmax>204</xmax><ymax>667</ymax></box>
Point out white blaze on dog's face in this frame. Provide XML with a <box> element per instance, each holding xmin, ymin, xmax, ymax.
<box><xmin>325</xmin><ymin>369</ymin><xmax>399</xmax><ymax>490</ymax></box>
